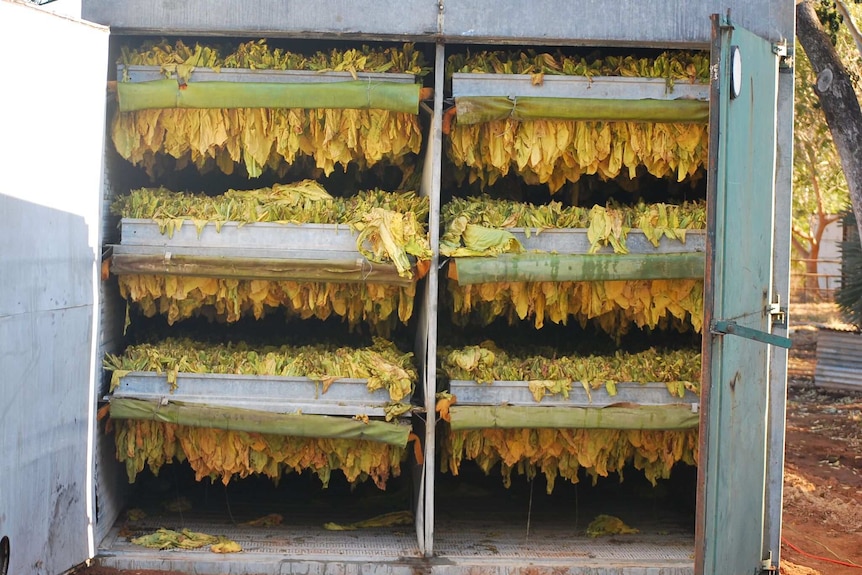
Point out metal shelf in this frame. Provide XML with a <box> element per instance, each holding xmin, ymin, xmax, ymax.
<box><xmin>447</xmin><ymin>380</ymin><xmax>699</xmax><ymax>431</ymax></box>
<box><xmin>110</xmin><ymin>219</ymin><xmax>416</xmax><ymax>285</ymax></box>
<box><xmin>449</xmin><ymin>380</ymin><xmax>700</xmax><ymax>411</ymax></box>
<box><xmin>112</xmin><ymin>371</ymin><xmax>403</xmax><ymax>417</ymax></box>
<box><xmin>448</xmin><ymin>229</ymin><xmax>706</xmax><ymax>284</ymax></box>
<box><xmin>510</xmin><ymin>228</ymin><xmax>705</xmax><ymax>254</ymax></box>
<box><xmin>119</xmin><ymin>65</ymin><xmax>417</xmax><ymax>85</ymax></box>
<box><xmin>452</xmin><ymin>73</ymin><xmax>708</xmax><ymax>101</ymax></box>
<box><xmin>449</xmin><ymin>380</ymin><xmax>698</xmax><ymax>408</ymax></box>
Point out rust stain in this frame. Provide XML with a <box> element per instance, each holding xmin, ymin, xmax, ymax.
<box><xmin>729</xmin><ymin>372</ymin><xmax>740</xmax><ymax>391</ymax></box>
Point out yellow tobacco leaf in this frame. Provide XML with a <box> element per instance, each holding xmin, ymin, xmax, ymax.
<box><xmin>211</xmin><ymin>539</ymin><xmax>243</xmax><ymax>553</ymax></box>
<box><xmin>586</xmin><ymin>514</ymin><xmax>639</xmax><ymax>538</ymax></box>
<box><xmin>323</xmin><ymin>510</ymin><xmax>414</xmax><ymax>531</ymax></box>
<box><xmin>435</xmin><ymin>392</ymin><xmax>457</xmax><ymax>422</ymax></box>
<box><xmin>527</xmin><ymin>380</ymin><xmax>571</xmax><ymax>403</ymax></box>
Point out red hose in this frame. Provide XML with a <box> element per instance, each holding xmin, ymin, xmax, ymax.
<box><xmin>782</xmin><ymin>536</ymin><xmax>862</xmax><ymax>570</ymax></box>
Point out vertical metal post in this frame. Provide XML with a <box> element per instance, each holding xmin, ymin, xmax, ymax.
<box><xmin>421</xmin><ymin>39</ymin><xmax>446</xmax><ymax>558</ymax></box>
<box><xmin>694</xmin><ymin>15</ymin><xmax>724</xmax><ymax>573</ymax></box>
<box><xmin>764</xmin><ymin>45</ymin><xmax>795</xmax><ymax>567</ymax></box>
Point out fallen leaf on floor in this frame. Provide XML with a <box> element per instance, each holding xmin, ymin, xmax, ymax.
<box><xmin>243</xmin><ymin>513</ymin><xmax>283</xmax><ymax>527</ymax></box>
<box><xmin>323</xmin><ymin>510</ymin><xmax>414</xmax><ymax>531</ymax></box>
<box><xmin>586</xmin><ymin>514</ymin><xmax>639</xmax><ymax>537</ymax></box>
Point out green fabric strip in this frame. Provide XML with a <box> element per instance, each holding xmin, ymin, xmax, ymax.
<box><xmin>454</xmin><ymin>252</ymin><xmax>705</xmax><ymax>284</ymax></box>
<box><xmin>455</xmin><ymin>96</ymin><xmax>709</xmax><ymax>125</ymax></box>
<box><xmin>118</xmin><ymin>79</ymin><xmax>420</xmax><ymax>114</ymax></box>
<box><xmin>448</xmin><ymin>404</ymin><xmax>699</xmax><ymax>431</ymax></box>
<box><xmin>109</xmin><ymin>398</ymin><xmax>410</xmax><ymax>446</ymax></box>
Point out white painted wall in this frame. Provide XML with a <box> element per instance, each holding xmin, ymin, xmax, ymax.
<box><xmin>818</xmin><ymin>218</ymin><xmax>843</xmax><ymax>292</ymax></box>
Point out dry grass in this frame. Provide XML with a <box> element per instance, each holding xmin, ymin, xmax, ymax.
<box><xmin>789</xmin><ymin>302</ymin><xmax>853</xmax><ymax>329</ymax></box>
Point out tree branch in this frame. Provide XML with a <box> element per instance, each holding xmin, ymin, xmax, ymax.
<box><xmin>797</xmin><ymin>0</ymin><xmax>862</xmax><ymax>243</ymax></box>
<box><xmin>791</xmin><ymin>232</ymin><xmax>812</xmax><ymax>258</ymax></box>
<box><xmin>836</xmin><ymin>0</ymin><xmax>862</xmax><ymax>57</ymax></box>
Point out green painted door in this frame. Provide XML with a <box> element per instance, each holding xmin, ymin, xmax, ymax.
<box><xmin>696</xmin><ymin>15</ymin><xmax>782</xmax><ymax>575</ymax></box>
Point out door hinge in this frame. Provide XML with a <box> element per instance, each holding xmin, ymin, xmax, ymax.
<box><xmin>768</xmin><ymin>294</ymin><xmax>787</xmax><ymax>329</ymax></box>
<box><xmin>761</xmin><ymin>551</ymin><xmax>778</xmax><ymax>574</ymax></box>
<box><xmin>778</xmin><ymin>44</ymin><xmax>794</xmax><ymax>73</ymax></box>
<box><xmin>771</xmin><ymin>41</ymin><xmax>787</xmax><ymax>58</ymax></box>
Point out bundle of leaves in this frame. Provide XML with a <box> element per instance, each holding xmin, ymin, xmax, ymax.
<box><xmin>119</xmin><ymin>277</ymin><xmax>418</xmax><ymax>334</ymax></box>
<box><xmin>114</xmin><ymin>419</ymin><xmax>405</xmax><ymax>488</ymax></box>
<box><xmin>440</xmin><ymin>341</ymin><xmax>700</xmax><ymax>398</ymax></box>
<box><xmin>112</xmin><ymin>183</ymin><xmax>432</xmax><ymax>280</ymax></box>
<box><xmin>104</xmin><ymin>336</ymin><xmax>417</xmax><ymax>401</ymax></box>
<box><xmin>448</xmin><ymin>278</ymin><xmax>703</xmax><ymax>336</ymax></box>
<box><xmin>441</xmin><ymin>196</ymin><xmax>706</xmax><ymax>256</ymax></box>
<box><xmin>119</xmin><ymin>39</ymin><xmax>430</xmax><ymax>78</ymax></box>
<box><xmin>447</xmin><ymin>120</ymin><xmax>709</xmax><ymax>193</ymax></box>
<box><xmin>441</xmin><ymin>427</ymin><xmax>698</xmax><ymax>492</ymax></box>
<box><xmin>446</xmin><ymin>49</ymin><xmax>709</xmax><ymax>85</ymax></box>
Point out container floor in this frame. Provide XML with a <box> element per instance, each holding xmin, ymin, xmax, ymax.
<box><xmin>96</xmin><ymin>465</ymin><xmax>696</xmax><ymax>574</ymax></box>
<box><xmin>431</xmin><ymin>469</ymin><xmax>695</xmax><ymax>569</ymax></box>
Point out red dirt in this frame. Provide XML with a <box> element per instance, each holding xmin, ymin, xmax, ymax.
<box><xmin>71</xmin><ymin>329</ymin><xmax>862</xmax><ymax>575</ymax></box>
<box><xmin>779</xmin><ymin>329</ymin><xmax>862</xmax><ymax>575</ymax></box>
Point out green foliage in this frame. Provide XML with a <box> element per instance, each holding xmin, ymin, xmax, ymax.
<box><xmin>813</xmin><ymin>0</ymin><xmax>862</xmax><ymax>45</ymax></box>
<box><xmin>792</xmin><ymin>0</ymin><xmax>862</xmax><ymax>262</ymax></box>
<box><xmin>816</xmin><ymin>0</ymin><xmax>846</xmax><ymax>44</ymax></box>
<box><xmin>836</xmin><ymin>212</ymin><xmax>862</xmax><ymax>327</ymax></box>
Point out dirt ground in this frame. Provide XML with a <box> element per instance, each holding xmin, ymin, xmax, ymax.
<box><xmin>71</xmin><ymin>305</ymin><xmax>862</xmax><ymax>575</ymax></box>
<box><xmin>779</xmin><ymin>320</ymin><xmax>862</xmax><ymax>575</ymax></box>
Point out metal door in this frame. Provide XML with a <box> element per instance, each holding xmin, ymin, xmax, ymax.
<box><xmin>0</xmin><ymin>2</ymin><xmax>109</xmax><ymax>574</ymax></box>
<box><xmin>696</xmin><ymin>14</ymin><xmax>785</xmax><ymax>575</ymax></box>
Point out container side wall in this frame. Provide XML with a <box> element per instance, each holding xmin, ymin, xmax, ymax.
<box><xmin>82</xmin><ymin>0</ymin><xmax>792</xmax><ymax>46</ymax></box>
<box><xmin>442</xmin><ymin>0</ymin><xmax>792</xmax><ymax>46</ymax></box>
<box><xmin>0</xmin><ymin>2</ymin><xmax>109</xmax><ymax>573</ymax></box>
<box><xmin>83</xmin><ymin>0</ymin><xmax>439</xmax><ymax>39</ymax></box>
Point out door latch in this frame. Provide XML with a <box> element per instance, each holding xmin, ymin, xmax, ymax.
<box><xmin>711</xmin><ymin>320</ymin><xmax>792</xmax><ymax>349</ymax></box>
<box><xmin>768</xmin><ymin>294</ymin><xmax>787</xmax><ymax>329</ymax></box>
<box><xmin>711</xmin><ymin>295</ymin><xmax>792</xmax><ymax>350</ymax></box>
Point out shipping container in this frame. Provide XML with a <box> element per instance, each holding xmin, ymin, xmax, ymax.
<box><xmin>0</xmin><ymin>0</ymin><xmax>795</xmax><ymax>574</ymax></box>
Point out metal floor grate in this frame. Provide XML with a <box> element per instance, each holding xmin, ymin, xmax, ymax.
<box><xmin>433</xmin><ymin>528</ymin><xmax>693</xmax><ymax>562</ymax></box>
<box><xmin>102</xmin><ymin>518</ymin><xmax>420</xmax><ymax>560</ymax></box>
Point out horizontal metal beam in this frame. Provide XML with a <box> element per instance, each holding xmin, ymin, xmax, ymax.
<box><xmin>111</xmin><ymin>251</ymin><xmax>414</xmax><ymax>285</ymax></box>
<box><xmin>448</xmin><ymin>404</ymin><xmax>699</xmax><ymax>430</ymax></box>
<box><xmin>452</xmin><ymin>252</ymin><xmax>704</xmax><ymax>284</ymax></box>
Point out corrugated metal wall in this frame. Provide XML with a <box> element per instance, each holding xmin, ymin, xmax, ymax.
<box><xmin>815</xmin><ymin>328</ymin><xmax>862</xmax><ymax>392</ymax></box>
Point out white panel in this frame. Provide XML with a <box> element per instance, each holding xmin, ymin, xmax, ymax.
<box><xmin>0</xmin><ymin>2</ymin><xmax>109</xmax><ymax>573</ymax></box>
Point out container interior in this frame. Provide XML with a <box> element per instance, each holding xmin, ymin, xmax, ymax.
<box><xmin>94</xmin><ymin>33</ymin><xmax>706</xmax><ymax>573</ymax></box>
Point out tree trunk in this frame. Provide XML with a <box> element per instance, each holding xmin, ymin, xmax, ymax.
<box><xmin>796</xmin><ymin>0</ymin><xmax>862</xmax><ymax>244</ymax></box>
